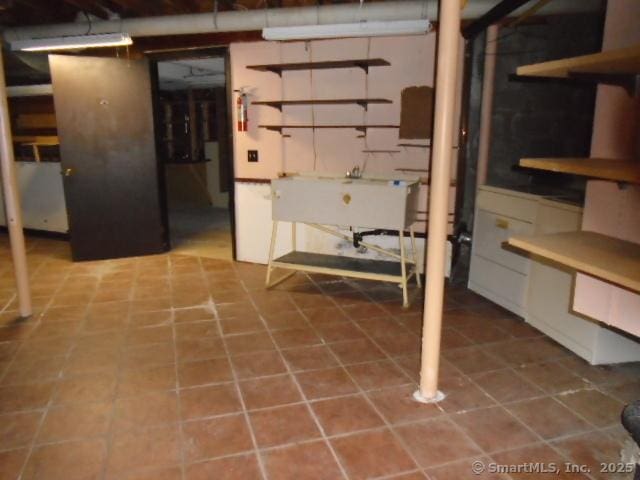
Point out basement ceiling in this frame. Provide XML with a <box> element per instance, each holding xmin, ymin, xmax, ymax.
<box><xmin>0</xmin><ymin>0</ymin><xmax>389</xmax><ymax>27</ymax></box>
<box><xmin>158</xmin><ymin>57</ymin><xmax>225</xmax><ymax>90</ymax></box>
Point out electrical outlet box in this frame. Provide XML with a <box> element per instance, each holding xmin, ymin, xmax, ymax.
<box><xmin>248</xmin><ymin>150</ymin><xmax>258</xmax><ymax>162</ymax></box>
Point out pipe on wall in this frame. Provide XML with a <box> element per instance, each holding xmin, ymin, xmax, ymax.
<box><xmin>0</xmin><ymin>43</ymin><xmax>32</xmax><ymax>318</ymax></box>
<box><xmin>476</xmin><ymin>24</ymin><xmax>499</xmax><ymax>187</ymax></box>
<box><xmin>415</xmin><ymin>0</ymin><xmax>462</xmax><ymax>402</ymax></box>
<box><xmin>3</xmin><ymin>0</ymin><xmax>602</xmax><ymax>41</ymax></box>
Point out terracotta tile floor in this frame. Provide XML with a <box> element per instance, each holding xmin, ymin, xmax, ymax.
<box><xmin>0</xmin><ymin>234</ymin><xmax>638</xmax><ymax>480</ymax></box>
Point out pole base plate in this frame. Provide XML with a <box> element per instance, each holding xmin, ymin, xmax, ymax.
<box><xmin>412</xmin><ymin>389</ymin><xmax>446</xmax><ymax>404</ymax></box>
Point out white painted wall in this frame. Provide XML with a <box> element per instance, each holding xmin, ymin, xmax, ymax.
<box><xmin>0</xmin><ymin>162</ymin><xmax>68</xmax><ymax>233</ymax></box>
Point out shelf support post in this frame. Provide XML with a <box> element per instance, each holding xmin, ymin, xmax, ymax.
<box><xmin>0</xmin><ymin>41</ymin><xmax>32</xmax><ymax>319</ymax></box>
<box><xmin>416</xmin><ymin>0</ymin><xmax>462</xmax><ymax>404</ymax></box>
<box><xmin>399</xmin><ymin>229</ymin><xmax>409</xmax><ymax>308</ymax></box>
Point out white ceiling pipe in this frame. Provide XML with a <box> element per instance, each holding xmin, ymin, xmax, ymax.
<box><xmin>3</xmin><ymin>0</ymin><xmax>602</xmax><ymax>42</ymax></box>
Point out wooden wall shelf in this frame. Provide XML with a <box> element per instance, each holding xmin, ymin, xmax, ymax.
<box><xmin>398</xmin><ymin>143</ymin><xmax>430</xmax><ymax>148</ymax></box>
<box><xmin>508</xmin><ymin>231</ymin><xmax>640</xmax><ymax>293</ymax></box>
<box><xmin>520</xmin><ymin>157</ymin><xmax>640</xmax><ymax>184</ymax></box>
<box><xmin>516</xmin><ymin>44</ymin><xmax>640</xmax><ymax>94</ymax></box>
<box><xmin>247</xmin><ymin>58</ymin><xmax>390</xmax><ymax>76</ymax></box>
<box><xmin>363</xmin><ymin>150</ymin><xmax>401</xmax><ymax>154</ymax></box>
<box><xmin>259</xmin><ymin>125</ymin><xmax>399</xmax><ymax>134</ymax></box>
<box><xmin>253</xmin><ymin>98</ymin><xmax>391</xmax><ymax>111</ymax></box>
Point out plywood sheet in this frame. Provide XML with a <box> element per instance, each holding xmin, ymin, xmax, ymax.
<box><xmin>508</xmin><ymin>230</ymin><xmax>640</xmax><ymax>292</ymax></box>
<box><xmin>520</xmin><ymin>157</ymin><xmax>640</xmax><ymax>184</ymax></box>
<box><xmin>516</xmin><ymin>44</ymin><xmax>640</xmax><ymax>78</ymax></box>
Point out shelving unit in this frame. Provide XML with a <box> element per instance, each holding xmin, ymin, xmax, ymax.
<box><xmin>247</xmin><ymin>58</ymin><xmax>390</xmax><ymax>75</ymax></box>
<box><xmin>507</xmin><ymin>231</ymin><xmax>640</xmax><ymax>293</ymax></box>
<box><xmin>259</xmin><ymin>125</ymin><xmax>399</xmax><ymax>134</ymax></box>
<box><xmin>253</xmin><ymin>98</ymin><xmax>391</xmax><ymax>111</ymax></box>
<box><xmin>520</xmin><ymin>157</ymin><xmax>640</xmax><ymax>184</ymax></box>
<box><xmin>13</xmin><ymin>135</ymin><xmax>60</xmax><ymax>162</ymax></box>
<box><xmin>516</xmin><ymin>44</ymin><xmax>640</xmax><ymax>94</ymax></box>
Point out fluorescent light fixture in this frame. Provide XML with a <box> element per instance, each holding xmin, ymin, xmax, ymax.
<box><xmin>262</xmin><ymin>20</ymin><xmax>432</xmax><ymax>41</ymax></box>
<box><xmin>11</xmin><ymin>33</ymin><xmax>133</xmax><ymax>52</ymax></box>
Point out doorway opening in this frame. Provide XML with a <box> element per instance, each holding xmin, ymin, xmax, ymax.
<box><xmin>156</xmin><ymin>53</ymin><xmax>234</xmax><ymax>260</ymax></box>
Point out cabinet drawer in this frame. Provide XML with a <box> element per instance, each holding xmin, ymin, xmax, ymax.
<box><xmin>476</xmin><ymin>189</ymin><xmax>538</xmax><ymax>223</ymax></box>
<box><xmin>469</xmin><ymin>255</ymin><xmax>529</xmax><ymax>313</ymax></box>
<box><xmin>474</xmin><ymin>209</ymin><xmax>533</xmax><ymax>274</ymax></box>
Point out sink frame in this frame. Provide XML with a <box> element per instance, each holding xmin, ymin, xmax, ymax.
<box><xmin>265</xmin><ymin>221</ymin><xmax>421</xmax><ymax>308</ymax></box>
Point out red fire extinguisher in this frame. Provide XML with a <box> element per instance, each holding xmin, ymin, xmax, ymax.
<box><xmin>237</xmin><ymin>92</ymin><xmax>248</xmax><ymax>132</ymax></box>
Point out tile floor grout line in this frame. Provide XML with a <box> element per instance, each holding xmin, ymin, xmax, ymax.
<box><xmin>207</xmin><ymin>290</ymin><xmax>270</xmax><ymax>480</ymax></box>
<box><xmin>169</xmin><ymin>303</ymin><xmax>188</xmax><ymax>480</ymax></box>
<box><xmin>88</xmin><ymin>257</ymin><xmax>133</xmax><ymax>480</ymax></box>
<box><xmin>0</xmin><ymin>239</ymin><xmax>637</xmax><ymax>480</ymax></box>
<box><xmin>457</xmin><ymin>364</ymin><xmax>604</xmax><ymax>480</ymax></box>
<box><xmin>243</xmin><ymin>278</ymin><xmax>352</xmax><ymax>480</ymax></box>
<box><xmin>13</xmin><ymin>263</ymin><xmax>102</xmax><ymax>480</ymax></box>
<box><xmin>293</xmin><ymin>276</ymin><xmax>453</xmax><ymax>475</ymax></box>
<box><xmin>303</xmin><ymin>275</ymin><xmax>446</xmax><ymax>475</ymax></box>
<box><xmin>304</xmin><ymin>275</ymin><xmax>571</xmax><ymax>479</ymax></box>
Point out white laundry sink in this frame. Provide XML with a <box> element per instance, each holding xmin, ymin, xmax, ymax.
<box><xmin>271</xmin><ymin>173</ymin><xmax>420</xmax><ymax>230</ymax></box>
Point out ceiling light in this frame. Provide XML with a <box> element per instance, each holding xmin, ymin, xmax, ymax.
<box><xmin>11</xmin><ymin>33</ymin><xmax>133</xmax><ymax>52</ymax></box>
<box><xmin>262</xmin><ymin>20</ymin><xmax>432</xmax><ymax>41</ymax></box>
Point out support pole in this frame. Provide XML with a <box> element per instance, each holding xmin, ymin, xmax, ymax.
<box><xmin>415</xmin><ymin>0</ymin><xmax>462</xmax><ymax>403</ymax></box>
<box><xmin>476</xmin><ymin>24</ymin><xmax>498</xmax><ymax>187</ymax></box>
<box><xmin>0</xmin><ymin>45</ymin><xmax>32</xmax><ymax>318</ymax></box>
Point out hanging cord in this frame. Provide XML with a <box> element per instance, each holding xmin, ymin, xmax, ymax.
<box><xmin>212</xmin><ymin>0</ymin><xmax>218</xmax><ymax>29</ymax></box>
<box><xmin>83</xmin><ymin>11</ymin><xmax>93</xmax><ymax>35</ymax></box>
<box><xmin>361</xmin><ymin>37</ymin><xmax>371</xmax><ymax>174</ymax></box>
<box><xmin>309</xmin><ymin>41</ymin><xmax>319</xmax><ymax>171</ymax></box>
<box><xmin>279</xmin><ymin>42</ymin><xmax>286</xmax><ymax>173</ymax></box>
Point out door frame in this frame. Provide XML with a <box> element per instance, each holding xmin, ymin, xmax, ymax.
<box><xmin>148</xmin><ymin>47</ymin><xmax>237</xmax><ymax>260</ymax></box>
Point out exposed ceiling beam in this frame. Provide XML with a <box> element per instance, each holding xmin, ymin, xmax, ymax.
<box><xmin>14</xmin><ymin>0</ymin><xmax>70</xmax><ymax>23</ymax></box>
<box><xmin>62</xmin><ymin>0</ymin><xmax>111</xmax><ymax>19</ymax></box>
<box><xmin>105</xmin><ymin>0</ymin><xmax>165</xmax><ymax>16</ymax></box>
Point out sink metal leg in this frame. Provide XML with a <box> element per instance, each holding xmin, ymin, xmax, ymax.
<box><xmin>399</xmin><ymin>230</ymin><xmax>409</xmax><ymax>308</ymax></box>
<box><xmin>265</xmin><ymin>220</ymin><xmax>279</xmax><ymax>287</ymax></box>
<box><xmin>292</xmin><ymin>222</ymin><xmax>297</xmax><ymax>251</ymax></box>
<box><xmin>409</xmin><ymin>225</ymin><xmax>422</xmax><ymax>287</ymax></box>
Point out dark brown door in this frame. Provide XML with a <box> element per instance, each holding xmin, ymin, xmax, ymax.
<box><xmin>50</xmin><ymin>55</ymin><xmax>168</xmax><ymax>261</ymax></box>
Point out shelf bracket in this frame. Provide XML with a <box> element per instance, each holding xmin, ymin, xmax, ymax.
<box><xmin>355</xmin><ymin>100</ymin><xmax>368</xmax><ymax>110</ymax></box>
<box><xmin>353</xmin><ymin>62</ymin><xmax>369</xmax><ymax>74</ymax></box>
<box><xmin>266</xmin><ymin>67</ymin><xmax>283</xmax><ymax>77</ymax></box>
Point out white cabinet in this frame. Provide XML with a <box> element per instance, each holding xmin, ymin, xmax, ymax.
<box><xmin>469</xmin><ymin>186</ymin><xmax>539</xmax><ymax>316</ymax></box>
<box><xmin>470</xmin><ymin>186</ymin><xmax>640</xmax><ymax>364</ymax></box>
<box><xmin>526</xmin><ymin>200</ymin><xmax>640</xmax><ymax>364</ymax></box>
<box><xmin>0</xmin><ymin>162</ymin><xmax>68</xmax><ymax>233</ymax></box>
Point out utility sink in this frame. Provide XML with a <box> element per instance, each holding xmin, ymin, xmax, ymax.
<box><xmin>271</xmin><ymin>173</ymin><xmax>420</xmax><ymax>230</ymax></box>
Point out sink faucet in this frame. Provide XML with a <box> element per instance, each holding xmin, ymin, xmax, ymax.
<box><xmin>346</xmin><ymin>166</ymin><xmax>361</xmax><ymax>179</ymax></box>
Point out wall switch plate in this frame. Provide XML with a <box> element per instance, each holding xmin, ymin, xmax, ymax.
<box><xmin>248</xmin><ymin>150</ymin><xmax>258</xmax><ymax>162</ymax></box>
